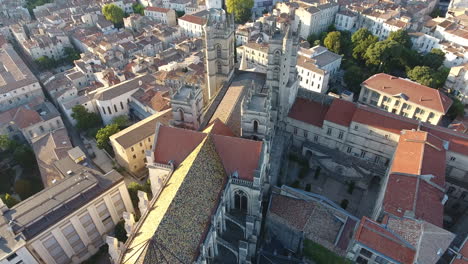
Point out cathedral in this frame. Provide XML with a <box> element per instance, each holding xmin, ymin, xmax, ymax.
<box><xmin>108</xmin><ymin>8</ymin><xmax>301</xmax><ymax>264</ymax></box>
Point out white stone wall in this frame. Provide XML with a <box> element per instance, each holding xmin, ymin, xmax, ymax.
<box><xmin>27</xmin><ymin>181</ymin><xmax>133</xmax><ymax>264</ymax></box>
<box><xmin>0</xmin><ymin>82</ymin><xmax>43</xmax><ymax>112</ymax></box>
<box><xmin>96</xmin><ymin>89</ymin><xmax>137</xmax><ymax>125</ymax></box>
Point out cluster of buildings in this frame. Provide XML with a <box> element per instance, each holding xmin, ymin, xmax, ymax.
<box><xmin>1</xmin><ymin>0</ymin><xmax>468</xmax><ymax>263</ymax></box>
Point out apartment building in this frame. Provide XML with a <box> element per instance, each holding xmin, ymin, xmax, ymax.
<box><xmin>444</xmin><ymin>63</ymin><xmax>468</xmax><ymax>104</ymax></box>
<box><xmin>178</xmin><ymin>11</ymin><xmax>207</xmax><ymax>38</ymax></box>
<box><xmin>335</xmin><ymin>10</ymin><xmax>358</xmax><ymax>31</ymax></box>
<box><xmin>22</xmin><ymin>34</ymin><xmax>72</xmax><ymax>60</ymax></box>
<box><xmin>144</xmin><ymin>7</ymin><xmax>177</xmax><ymax>26</ymax></box>
<box><xmin>294</xmin><ymin>2</ymin><xmax>339</xmax><ymax>39</ymax></box>
<box><xmin>358</xmin><ymin>73</ymin><xmax>452</xmax><ymax>125</ymax></box>
<box><xmin>110</xmin><ymin>109</ymin><xmax>172</xmax><ymax>176</ymax></box>
<box><xmin>0</xmin><ymin>158</ymin><xmax>133</xmax><ymax>264</ymax></box>
<box><xmin>238</xmin><ymin>42</ymin><xmax>269</xmax><ymax>72</ymax></box>
<box><xmin>296</xmin><ymin>55</ymin><xmax>329</xmax><ymax>93</ymax></box>
<box><xmin>0</xmin><ymin>45</ymin><xmax>43</xmax><ymax>112</ymax></box>
<box><xmin>297</xmin><ymin>45</ymin><xmax>341</xmax><ymax>93</ymax></box>
<box><xmin>286</xmin><ymin>93</ymin><xmax>468</xmax><ymax>183</ymax></box>
<box><xmin>0</xmin><ymin>101</ymin><xmax>65</xmax><ymax>143</ymax></box>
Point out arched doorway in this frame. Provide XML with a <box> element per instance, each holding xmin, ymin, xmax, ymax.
<box><xmin>253</xmin><ymin>120</ymin><xmax>259</xmax><ymax>133</ymax></box>
<box><xmin>178</xmin><ymin>109</ymin><xmax>184</xmax><ymax>122</ymax></box>
<box><xmin>234</xmin><ymin>190</ymin><xmax>248</xmax><ymax>213</ymax></box>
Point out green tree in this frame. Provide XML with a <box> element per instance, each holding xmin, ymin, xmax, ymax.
<box><xmin>227</xmin><ymin>0</ymin><xmax>254</xmax><ymax>24</ymax></box>
<box><xmin>35</xmin><ymin>56</ymin><xmax>57</xmax><ymax>70</ymax></box>
<box><xmin>96</xmin><ymin>123</ymin><xmax>120</xmax><ymax>153</ymax></box>
<box><xmin>114</xmin><ymin>220</ymin><xmax>127</xmax><ymax>242</ymax></box>
<box><xmin>0</xmin><ymin>135</ymin><xmax>17</xmax><ymax>151</ymax></box>
<box><xmin>13</xmin><ymin>145</ymin><xmax>37</xmax><ymax>172</ymax></box>
<box><xmin>0</xmin><ymin>193</ymin><xmax>19</xmax><ymax>208</ymax></box>
<box><xmin>365</xmin><ymin>40</ymin><xmax>404</xmax><ymax>73</ymax></box>
<box><xmin>433</xmin><ymin>66</ymin><xmax>450</xmax><ymax>88</ymax></box>
<box><xmin>112</xmin><ymin>115</ymin><xmax>129</xmax><ymax>128</ymax></box>
<box><xmin>344</xmin><ymin>65</ymin><xmax>369</xmax><ymax>94</ymax></box>
<box><xmin>71</xmin><ymin>105</ymin><xmax>102</xmax><ymax>131</ymax></box>
<box><xmin>102</xmin><ymin>4</ymin><xmax>125</xmax><ymax>27</ymax></box>
<box><xmin>422</xmin><ymin>48</ymin><xmax>445</xmax><ymax>69</ymax></box>
<box><xmin>14</xmin><ymin>179</ymin><xmax>33</xmax><ymax>200</ymax></box>
<box><xmin>127</xmin><ymin>181</ymin><xmax>152</xmax><ymax>212</ymax></box>
<box><xmin>307</xmin><ymin>34</ymin><xmax>318</xmax><ymax>46</ymax></box>
<box><xmin>351</xmin><ymin>28</ymin><xmax>373</xmax><ymax>44</ymax></box>
<box><xmin>387</xmin><ymin>29</ymin><xmax>412</xmax><ymax>49</ymax></box>
<box><xmin>64</xmin><ymin>47</ymin><xmax>80</xmax><ymax>64</ymax></box>
<box><xmin>407</xmin><ymin>66</ymin><xmax>435</xmax><ymax>87</ymax></box>
<box><xmin>430</xmin><ymin>7</ymin><xmax>441</xmax><ymax>18</ymax></box>
<box><xmin>352</xmin><ymin>34</ymin><xmax>378</xmax><ymax>61</ymax></box>
<box><xmin>324</xmin><ymin>31</ymin><xmax>343</xmax><ymax>54</ymax></box>
<box><xmin>175</xmin><ymin>10</ymin><xmax>185</xmax><ymax>17</ymax></box>
<box><xmin>132</xmin><ymin>3</ymin><xmax>145</xmax><ymax>15</ymax></box>
<box><xmin>447</xmin><ymin>98</ymin><xmax>465</xmax><ymax>119</ymax></box>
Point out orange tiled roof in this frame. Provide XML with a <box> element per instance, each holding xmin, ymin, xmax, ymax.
<box><xmin>153</xmin><ymin>124</ymin><xmax>262</xmax><ymax>181</ymax></box>
<box><xmin>288</xmin><ymin>97</ymin><xmax>329</xmax><ymax>127</ymax></box>
<box><xmin>355</xmin><ymin>217</ymin><xmax>416</xmax><ymax>264</ymax></box>
<box><xmin>362</xmin><ymin>73</ymin><xmax>453</xmax><ymax>114</ymax></box>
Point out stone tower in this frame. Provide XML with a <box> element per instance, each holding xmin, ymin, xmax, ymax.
<box><xmin>203</xmin><ymin>8</ymin><xmax>235</xmax><ymax>103</ymax></box>
<box><xmin>265</xmin><ymin>22</ymin><xmax>300</xmax><ymax>121</ymax></box>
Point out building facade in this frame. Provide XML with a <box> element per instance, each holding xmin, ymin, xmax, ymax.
<box><xmin>0</xmin><ymin>160</ymin><xmax>133</xmax><ymax>264</ymax></box>
<box><xmin>358</xmin><ymin>73</ymin><xmax>452</xmax><ymax>125</ymax></box>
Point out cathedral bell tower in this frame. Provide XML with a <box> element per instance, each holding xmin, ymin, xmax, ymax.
<box><xmin>203</xmin><ymin>9</ymin><xmax>236</xmax><ymax>103</ymax></box>
<box><xmin>265</xmin><ymin>23</ymin><xmax>300</xmax><ymax>121</ymax></box>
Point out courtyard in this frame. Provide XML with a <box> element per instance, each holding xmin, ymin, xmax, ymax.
<box><xmin>281</xmin><ymin>148</ymin><xmax>382</xmax><ymax>219</ymax></box>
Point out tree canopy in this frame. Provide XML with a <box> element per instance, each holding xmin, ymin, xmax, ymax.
<box><xmin>352</xmin><ymin>34</ymin><xmax>378</xmax><ymax>61</ymax></box>
<box><xmin>96</xmin><ymin>123</ymin><xmax>120</xmax><ymax>154</ymax></box>
<box><xmin>422</xmin><ymin>48</ymin><xmax>445</xmax><ymax>69</ymax></box>
<box><xmin>64</xmin><ymin>47</ymin><xmax>81</xmax><ymax>63</ymax></box>
<box><xmin>13</xmin><ymin>145</ymin><xmax>37</xmax><ymax>172</ymax></box>
<box><xmin>406</xmin><ymin>65</ymin><xmax>449</xmax><ymax>89</ymax></box>
<box><xmin>365</xmin><ymin>40</ymin><xmax>404</xmax><ymax>73</ymax></box>
<box><xmin>226</xmin><ymin>0</ymin><xmax>253</xmax><ymax>24</ymax></box>
<box><xmin>71</xmin><ymin>105</ymin><xmax>102</xmax><ymax>131</ymax></box>
<box><xmin>344</xmin><ymin>65</ymin><xmax>370</xmax><ymax>94</ymax></box>
<box><xmin>0</xmin><ymin>193</ymin><xmax>19</xmax><ymax>208</ymax></box>
<box><xmin>387</xmin><ymin>29</ymin><xmax>412</xmax><ymax>49</ymax></box>
<box><xmin>112</xmin><ymin>115</ymin><xmax>130</xmax><ymax>129</ymax></box>
<box><xmin>102</xmin><ymin>4</ymin><xmax>124</xmax><ymax>26</ymax></box>
<box><xmin>324</xmin><ymin>31</ymin><xmax>344</xmax><ymax>54</ymax></box>
<box><xmin>447</xmin><ymin>98</ymin><xmax>465</xmax><ymax>119</ymax></box>
<box><xmin>132</xmin><ymin>3</ymin><xmax>145</xmax><ymax>15</ymax></box>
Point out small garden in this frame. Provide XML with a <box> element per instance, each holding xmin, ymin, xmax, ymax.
<box><xmin>303</xmin><ymin>239</ymin><xmax>352</xmax><ymax>264</ymax></box>
<box><xmin>0</xmin><ymin>135</ymin><xmax>44</xmax><ymax>208</ymax></box>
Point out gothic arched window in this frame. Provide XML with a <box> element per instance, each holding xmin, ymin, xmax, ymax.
<box><xmin>234</xmin><ymin>190</ymin><xmax>248</xmax><ymax>213</ymax></box>
<box><xmin>273</xmin><ymin>67</ymin><xmax>280</xmax><ymax>79</ymax></box>
<box><xmin>178</xmin><ymin>108</ymin><xmax>185</xmax><ymax>122</ymax></box>
<box><xmin>216</xmin><ymin>44</ymin><xmax>221</xmax><ymax>58</ymax></box>
<box><xmin>273</xmin><ymin>50</ymin><xmax>281</xmax><ymax>64</ymax></box>
<box><xmin>253</xmin><ymin>120</ymin><xmax>259</xmax><ymax>133</ymax></box>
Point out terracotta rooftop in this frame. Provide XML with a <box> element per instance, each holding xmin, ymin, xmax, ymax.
<box><xmin>288</xmin><ymin>97</ymin><xmax>329</xmax><ymax>127</ymax></box>
<box><xmin>287</xmin><ymin>97</ymin><xmax>468</xmax><ymax>157</ymax></box>
<box><xmin>179</xmin><ymin>14</ymin><xmax>206</xmax><ymax>25</ymax></box>
<box><xmin>383</xmin><ymin>130</ymin><xmax>446</xmax><ymax>227</ymax></box>
<box><xmin>362</xmin><ymin>73</ymin><xmax>453</xmax><ymax>113</ymax></box>
<box><xmin>355</xmin><ymin>217</ymin><xmax>416</xmax><ymax>264</ymax></box>
<box><xmin>145</xmin><ymin>6</ymin><xmax>171</xmax><ymax>13</ymax></box>
<box><xmin>153</xmin><ymin>124</ymin><xmax>262</xmax><ymax>181</ymax></box>
<box><xmin>324</xmin><ymin>98</ymin><xmax>357</xmax><ymax>127</ymax></box>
